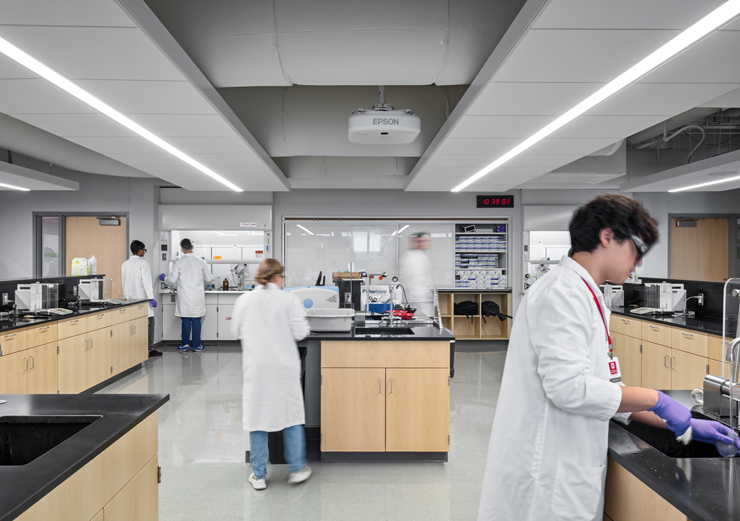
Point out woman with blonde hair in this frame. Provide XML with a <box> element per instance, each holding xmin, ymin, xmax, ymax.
<box><xmin>231</xmin><ymin>258</ymin><xmax>311</xmax><ymax>490</ymax></box>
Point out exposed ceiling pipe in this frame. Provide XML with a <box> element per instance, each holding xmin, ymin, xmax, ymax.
<box><xmin>635</xmin><ymin>124</ymin><xmax>706</xmax><ymax>164</ymax></box>
<box><xmin>0</xmin><ymin>113</ymin><xmax>150</xmax><ymax>178</ymax></box>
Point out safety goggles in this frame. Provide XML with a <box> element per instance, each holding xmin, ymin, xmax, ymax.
<box><xmin>629</xmin><ymin>234</ymin><xmax>649</xmax><ymax>262</ymax></box>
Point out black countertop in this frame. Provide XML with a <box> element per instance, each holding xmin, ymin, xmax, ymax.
<box><xmin>0</xmin><ymin>393</ymin><xmax>168</xmax><ymax>521</ymax></box>
<box><xmin>0</xmin><ymin>299</ymin><xmax>149</xmax><ymax>334</ymax></box>
<box><xmin>306</xmin><ymin>322</ymin><xmax>455</xmax><ymax>341</ymax></box>
<box><xmin>609</xmin><ymin>390</ymin><xmax>740</xmax><ymax>521</ymax></box>
<box><xmin>610</xmin><ymin>306</ymin><xmax>735</xmax><ymax>337</ymax></box>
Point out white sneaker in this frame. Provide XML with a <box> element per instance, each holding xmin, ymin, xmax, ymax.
<box><xmin>249</xmin><ymin>472</ymin><xmax>267</xmax><ymax>490</ymax></box>
<box><xmin>287</xmin><ymin>466</ymin><xmax>312</xmax><ymax>484</ymax></box>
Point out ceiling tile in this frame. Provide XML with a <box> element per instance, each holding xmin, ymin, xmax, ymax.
<box><xmin>0</xmin><ymin>79</ymin><xmax>95</xmax><ymax>113</ymax></box>
<box><xmin>129</xmin><ymin>114</ymin><xmax>236</xmax><ymax>138</ymax></box>
<box><xmin>165</xmin><ymin>137</ymin><xmax>255</xmax><ymax>155</ymax></box>
<box><xmin>0</xmin><ymin>0</ymin><xmax>137</xmax><ymax>27</ymax></box>
<box><xmin>190</xmin><ymin>154</ymin><xmax>265</xmax><ymax>168</ymax></box>
<box><xmin>9</xmin><ymin>113</ymin><xmax>132</xmax><ymax>137</ymax></box>
<box><xmin>450</xmin><ymin>115</ymin><xmax>552</xmax><ymax>139</ymax></box>
<box><xmin>470</xmin><ymin>82</ymin><xmax>602</xmax><ymax>116</ymax></box>
<box><xmin>107</xmin><ymin>153</ymin><xmax>185</xmax><ymax>168</ymax></box>
<box><xmin>75</xmin><ymin>80</ymin><xmax>217</xmax><ymax>115</ymax></box>
<box><xmin>66</xmin><ymin>136</ymin><xmax>163</xmax><ymax>154</ymax></box>
<box><xmin>551</xmin><ymin>115</ymin><xmax>667</xmax><ymax>139</ymax></box>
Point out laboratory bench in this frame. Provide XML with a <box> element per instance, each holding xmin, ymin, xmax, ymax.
<box><xmin>0</xmin><ymin>393</ymin><xmax>168</xmax><ymax>521</ymax></box>
<box><xmin>606</xmin><ymin>390</ymin><xmax>740</xmax><ymax>521</ymax></box>
<box><xmin>0</xmin><ymin>299</ymin><xmax>151</xmax><ymax>395</ymax></box>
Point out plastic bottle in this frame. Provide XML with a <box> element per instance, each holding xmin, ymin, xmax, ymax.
<box><xmin>716</xmin><ymin>429</ymin><xmax>739</xmax><ymax>458</ymax></box>
<box><xmin>88</xmin><ymin>255</ymin><xmax>97</xmax><ymax>275</ymax></box>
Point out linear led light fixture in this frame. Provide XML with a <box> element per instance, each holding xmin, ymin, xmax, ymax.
<box><xmin>669</xmin><ymin>174</ymin><xmax>740</xmax><ymax>192</ymax></box>
<box><xmin>0</xmin><ymin>36</ymin><xmax>243</xmax><ymax>192</ymax></box>
<box><xmin>452</xmin><ymin>0</ymin><xmax>740</xmax><ymax>192</ymax></box>
<box><xmin>0</xmin><ymin>181</ymin><xmax>30</xmax><ymax>191</ymax></box>
<box><xmin>392</xmin><ymin>225</ymin><xmax>410</xmax><ymax>236</ymax></box>
<box><xmin>296</xmin><ymin>225</ymin><xmax>314</xmax><ymax>235</ymax></box>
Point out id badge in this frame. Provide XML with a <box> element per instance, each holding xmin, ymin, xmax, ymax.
<box><xmin>607</xmin><ymin>358</ymin><xmax>622</xmax><ymax>384</ymax></box>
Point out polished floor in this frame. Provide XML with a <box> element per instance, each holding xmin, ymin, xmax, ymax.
<box><xmin>99</xmin><ymin>346</ymin><xmax>506</xmax><ymax>521</ymax></box>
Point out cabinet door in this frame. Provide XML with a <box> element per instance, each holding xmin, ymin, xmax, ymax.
<box><xmin>217</xmin><ymin>304</ymin><xmax>237</xmax><ymax>341</ymax></box>
<box><xmin>671</xmin><ymin>350</ymin><xmax>709</xmax><ymax>390</ymax></box>
<box><xmin>88</xmin><ymin>328</ymin><xmax>113</xmax><ymax>388</ymax></box>
<box><xmin>642</xmin><ymin>341</ymin><xmax>672</xmax><ymax>390</ymax></box>
<box><xmin>111</xmin><ymin>322</ymin><xmax>131</xmax><ymax>376</ymax></box>
<box><xmin>321</xmin><ymin>368</ymin><xmax>386</xmax><ymax>452</ymax></box>
<box><xmin>103</xmin><ymin>455</ymin><xmax>158</xmax><ymax>521</ymax></box>
<box><xmin>132</xmin><ymin>317</ymin><xmax>149</xmax><ymax>365</ymax></box>
<box><xmin>91</xmin><ymin>510</ymin><xmax>103</xmax><ymax>521</ymax></box>
<box><xmin>201</xmin><ymin>304</ymin><xmax>218</xmax><ymax>341</ymax></box>
<box><xmin>26</xmin><ymin>343</ymin><xmax>58</xmax><ymax>394</ymax></box>
<box><xmin>58</xmin><ymin>334</ymin><xmax>88</xmax><ymax>394</ymax></box>
<box><xmin>386</xmin><ymin>368</ymin><xmax>450</xmax><ymax>452</ymax></box>
<box><xmin>611</xmin><ymin>332</ymin><xmax>642</xmax><ymax>387</ymax></box>
<box><xmin>0</xmin><ymin>351</ymin><xmax>27</xmax><ymax>393</ymax></box>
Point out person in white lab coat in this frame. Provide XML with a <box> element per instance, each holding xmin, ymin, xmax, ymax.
<box><xmin>477</xmin><ymin>195</ymin><xmax>739</xmax><ymax>521</ymax></box>
<box><xmin>159</xmin><ymin>238</ymin><xmax>213</xmax><ymax>352</ymax></box>
<box><xmin>121</xmin><ymin>240</ymin><xmax>161</xmax><ymax>357</ymax></box>
<box><xmin>400</xmin><ymin>232</ymin><xmax>435</xmax><ymax>316</ymax></box>
<box><xmin>230</xmin><ymin>258</ymin><xmax>311</xmax><ymax>490</ymax></box>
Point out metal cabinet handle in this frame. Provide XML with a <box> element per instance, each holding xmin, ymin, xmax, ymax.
<box><xmin>378</xmin><ymin>377</ymin><xmax>381</xmax><ymax>394</ymax></box>
<box><xmin>682</xmin><ymin>332</ymin><xmax>693</xmax><ymax>338</ymax></box>
<box><xmin>39</xmin><ymin>326</ymin><xmax>49</xmax><ymax>331</ymax></box>
<box><xmin>670</xmin><ymin>356</ymin><xmax>675</xmax><ymax>370</ymax></box>
<box><xmin>120</xmin><ymin>309</ymin><xmax>126</xmax><ymax>314</ymax></box>
<box><xmin>97</xmin><ymin>314</ymin><xmax>105</xmax><ymax>318</ymax></box>
<box><xmin>29</xmin><ymin>356</ymin><xmax>34</xmax><ymax>370</ymax></box>
<box><xmin>664</xmin><ymin>354</ymin><xmax>669</xmax><ymax>368</ymax></box>
<box><xmin>390</xmin><ymin>377</ymin><xmax>393</xmax><ymax>394</ymax></box>
<box><xmin>23</xmin><ymin>357</ymin><xmax>28</xmax><ymax>371</ymax></box>
<box><xmin>621</xmin><ymin>319</ymin><xmax>629</xmax><ymax>324</ymax></box>
<box><xmin>649</xmin><ymin>325</ymin><xmax>659</xmax><ymax>330</ymax></box>
<box><xmin>133</xmin><ymin>325</ymin><xmax>136</xmax><ymax>334</ymax></box>
<box><xmin>4</xmin><ymin>334</ymin><xmax>15</xmax><ymax>339</ymax></box>
<box><xmin>70</xmin><ymin>320</ymin><xmax>79</xmax><ymax>324</ymax></box>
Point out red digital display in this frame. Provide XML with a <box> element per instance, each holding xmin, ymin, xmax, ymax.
<box><xmin>477</xmin><ymin>195</ymin><xmax>514</xmax><ymax>208</ymax></box>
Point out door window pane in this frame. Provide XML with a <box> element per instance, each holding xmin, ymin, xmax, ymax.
<box><xmin>41</xmin><ymin>216</ymin><xmax>60</xmax><ymax>277</ymax></box>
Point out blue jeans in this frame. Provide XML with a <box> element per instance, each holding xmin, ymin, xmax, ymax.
<box><xmin>180</xmin><ymin>317</ymin><xmax>202</xmax><ymax>347</ymax></box>
<box><xmin>249</xmin><ymin>425</ymin><xmax>307</xmax><ymax>479</ymax></box>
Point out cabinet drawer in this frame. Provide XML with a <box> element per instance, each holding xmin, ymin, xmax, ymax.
<box><xmin>672</xmin><ymin>328</ymin><xmax>708</xmax><ymax>357</ymax></box>
<box><xmin>321</xmin><ymin>341</ymin><xmax>450</xmax><ymax>369</ymax></box>
<box><xmin>111</xmin><ymin>306</ymin><xmax>132</xmax><ymax>325</ymax></box>
<box><xmin>610</xmin><ymin>316</ymin><xmax>641</xmax><ymax>338</ymax></box>
<box><xmin>708</xmin><ymin>335</ymin><xmax>729</xmax><ymax>362</ymax></box>
<box><xmin>0</xmin><ymin>329</ymin><xmax>26</xmax><ymax>356</ymax></box>
<box><xmin>132</xmin><ymin>303</ymin><xmax>148</xmax><ymax>319</ymax></box>
<box><xmin>641</xmin><ymin>322</ymin><xmax>672</xmax><ymax>347</ymax></box>
<box><xmin>57</xmin><ymin>317</ymin><xmax>86</xmax><ymax>340</ymax></box>
<box><xmin>87</xmin><ymin>311</ymin><xmax>112</xmax><ymax>331</ymax></box>
<box><xmin>27</xmin><ymin>323</ymin><xmax>57</xmax><ymax>348</ymax></box>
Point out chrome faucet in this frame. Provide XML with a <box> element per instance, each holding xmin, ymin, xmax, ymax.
<box><xmin>726</xmin><ymin>337</ymin><xmax>740</xmax><ymax>428</ymax></box>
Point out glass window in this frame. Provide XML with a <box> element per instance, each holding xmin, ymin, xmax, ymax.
<box><xmin>40</xmin><ymin>216</ymin><xmax>60</xmax><ymax>277</ymax></box>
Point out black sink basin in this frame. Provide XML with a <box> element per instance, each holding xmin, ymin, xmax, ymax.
<box><xmin>0</xmin><ymin>416</ymin><xmax>101</xmax><ymax>465</ymax></box>
<box><xmin>355</xmin><ymin>326</ymin><xmax>414</xmax><ymax>335</ymax></box>
<box><xmin>615</xmin><ymin>410</ymin><xmax>733</xmax><ymax>458</ymax></box>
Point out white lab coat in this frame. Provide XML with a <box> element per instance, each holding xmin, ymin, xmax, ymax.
<box><xmin>164</xmin><ymin>253</ymin><xmax>213</xmax><ymax>317</ymax></box>
<box><xmin>121</xmin><ymin>255</ymin><xmax>155</xmax><ymax>318</ymax></box>
<box><xmin>477</xmin><ymin>256</ymin><xmax>626</xmax><ymax>521</ymax></box>
<box><xmin>400</xmin><ymin>249</ymin><xmax>434</xmax><ymax>316</ymax></box>
<box><xmin>231</xmin><ymin>283</ymin><xmax>310</xmax><ymax>432</ymax></box>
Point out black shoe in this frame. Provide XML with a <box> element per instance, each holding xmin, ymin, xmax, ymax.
<box><xmin>148</xmin><ymin>350</ymin><xmax>163</xmax><ymax>357</ymax></box>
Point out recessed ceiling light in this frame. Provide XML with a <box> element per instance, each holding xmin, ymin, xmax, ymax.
<box><xmin>669</xmin><ymin>174</ymin><xmax>740</xmax><ymax>192</ymax></box>
<box><xmin>452</xmin><ymin>0</ymin><xmax>740</xmax><ymax>192</ymax></box>
<box><xmin>0</xmin><ymin>181</ymin><xmax>30</xmax><ymax>191</ymax></box>
<box><xmin>0</xmin><ymin>36</ymin><xmax>243</xmax><ymax>192</ymax></box>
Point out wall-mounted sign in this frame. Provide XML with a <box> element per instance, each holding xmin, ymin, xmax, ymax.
<box><xmin>240</xmin><ymin>222</ymin><xmax>257</xmax><ymax>227</ymax></box>
<box><xmin>477</xmin><ymin>195</ymin><xmax>514</xmax><ymax>208</ymax></box>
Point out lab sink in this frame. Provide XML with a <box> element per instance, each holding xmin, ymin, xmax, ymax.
<box><xmin>0</xmin><ymin>415</ymin><xmax>101</xmax><ymax>466</ymax></box>
<box><xmin>615</xmin><ymin>410</ymin><xmax>731</xmax><ymax>458</ymax></box>
<box><xmin>354</xmin><ymin>326</ymin><xmax>415</xmax><ymax>335</ymax></box>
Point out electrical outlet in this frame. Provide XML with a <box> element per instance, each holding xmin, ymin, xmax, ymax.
<box><xmin>697</xmin><ymin>293</ymin><xmax>705</xmax><ymax>306</ymax></box>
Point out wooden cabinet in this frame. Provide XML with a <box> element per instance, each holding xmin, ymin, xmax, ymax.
<box><xmin>132</xmin><ymin>316</ymin><xmax>149</xmax><ymax>365</ymax></box>
<box><xmin>672</xmin><ymin>329</ymin><xmax>708</xmax><ymax>357</ymax></box>
<box><xmin>386</xmin><ymin>368</ymin><xmax>450</xmax><ymax>452</ymax></box>
<box><xmin>0</xmin><ymin>329</ymin><xmax>26</xmax><ymax>356</ymax></box>
<box><xmin>642</xmin><ymin>341</ymin><xmax>672</xmax><ymax>390</ymax></box>
<box><xmin>438</xmin><ymin>292</ymin><xmax>512</xmax><ymax>340</ymax></box>
<box><xmin>111</xmin><ymin>306</ymin><xmax>132</xmax><ymax>325</ymax></box>
<box><xmin>671</xmin><ymin>349</ymin><xmax>709</xmax><ymax>390</ymax></box>
<box><xmin>133</xmin><ymin>302</ymin><xmax>149</xmax><ymax>320</ymax></box>
<box><xmin>88</xmin><ymin>328</ymin><xmax>113</xmax><ymax>388</ymax></box>
<box><xmin>25</xmin><ymin>342</ymin><xmax>58</xmax><ymax>394</ymax></box>
<box><xmin>103</xmin><ymin>456</ymin><xmax>158</xmax><ymax>521</ymax></box>
<box><xmin>642</xmin><ymin>322</ymin><xmax>671</xmax><ymax>347</ymax></box>
<box><xmin>58</xmin><ymin>334</ymin><xmax>89</xmax><ymax>394</ymax></box>
<box><xmin>111</xmin><ymin>322</ymin><xmax>132</xmax><ymax>376</ymax></box>
<box><xmin>321</xmin><ymin>368</ymin><xmax>386</xmax><ymax>452</ymax></box>
<box><xmin>0</xmin><ymin>350</ymin><xmax>27</xmax><ymax>393</ymax></box>
<box><xmin>91</xmin><ymin>510</ymin><xmax>103</xmax><ymax>521</ymax></box>
<box><xmin>58</xmin><ymin>317</ymin><xmax>86</xmax><ymax>340</ymax></box>
<box><xmin>27</xmin><ymin>323</ymin><xmax>57</xmax><ymax>348</ymax></box>
<box><xmin>610</xmin><ymin>316</ymin><xmax>641</xmax><ymax>338</ymax></box>
<box><xmin>87</xmin><ymin>311</ymin><xmax>112</xmax><ymax>332</ymax></box>
<box><xmin>611</xmin><ymin>332</ymin><xmax>641</xmax><ymax>387</ymax></box>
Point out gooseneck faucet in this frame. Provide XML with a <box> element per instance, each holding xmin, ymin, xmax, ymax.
<box><xmin>726</xmin><ymin>337</ymin><xmax>740</xmax><ymax>428</ymax></box>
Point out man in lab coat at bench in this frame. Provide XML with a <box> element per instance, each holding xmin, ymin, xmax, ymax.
<box><xmin>121</xmin><ymin>240</ymin><xmax>160</xmax><ymax>357</ymax></box>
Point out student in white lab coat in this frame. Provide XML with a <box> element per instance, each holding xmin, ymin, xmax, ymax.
<box><xmin>477</xmin><ymin>195</ymin><xmax>739</xmax><ymax>521</ymax></box>
<box><xmin>159</xmin><ymin>238</ymin><xmax>213</xmax><ymax>352</ymax></box>
<box><xmin>400</xmin><ymin>232</ymin><xmax>435</xmax><ymax>316</ymax></box>
<box><xmin>121</xmin><ymin>240</ymin><xmax>160</xmax><ymax>357</ymax></box>
<box><xmin>230</xmin><ymin>258</ymin><xmax>311</xmax><ymax>490</ymax></box>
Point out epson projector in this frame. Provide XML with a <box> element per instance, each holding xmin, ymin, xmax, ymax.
<box><xmin>348</xmin><ymin>107</ymin><xmax>421</xmax><ymax>145</ymax></box>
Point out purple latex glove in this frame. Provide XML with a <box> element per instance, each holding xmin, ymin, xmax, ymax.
<box><xmin>150</xmin><ymin>299</ymin><xmax>157</xmax><ymax>308</ymax></box>
<box><xmin>690</xmin><ymin>418</ymin><xmax>738</xmax><ymax>446</ymax></box>
<box><xmin>159</xmin><ymin>274</ymin><xmax>165</xmax><ymax>281</ymax></box>
<box><xmin>649</xmin><ymin>391</ymin><xmax>691</xmax><ymax>436</ymax></box>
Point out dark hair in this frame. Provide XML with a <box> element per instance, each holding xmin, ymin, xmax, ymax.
<box><xmin>569</xmin><ymin>194</ymin><xmax>658</xmax><ymax>255</ymax></box>
<box><xmin>130</xmin><ymin>240</ymin><xmax>145</xmax><ymax>255</ymax></box>
<box><xmin>410</xmin><ymin>232</ymin><xmax>430</xmax><ymax>238</ymax></box>
<box><xmin>180</xmin><ymin>238</ymin><xmax>193</xmax><ymax>250</ymax></box>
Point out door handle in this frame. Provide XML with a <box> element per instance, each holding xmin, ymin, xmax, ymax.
<box><xmin>621</xmin><ymin>319</ymin><xmax>629</xmax><ymax>324</ymax></box>
<box><xmin>39</xmin><ymin>326</ymin><xmax>49</xmax><ymax>331</ymax></box>
<box><xmin>23</xmin><ymin>357</ymin><xmax>28</xmax><ymax>371</ymax></box>
<box><xmin>70</xmin><ymin>319</ymin><xmax>79</xmax><ymax>324</ymax></box>
<box><xmin>682</xmin><ymin>332</ymin><xmax>693</xmax><ymax>339</ymax></box>
<box><xmin>4</xmin><ymin>334</ymin><xmax>15</xmax><ymax>339</ymax></box>
<box><xmin>670</xmin><ymin>356</ymin><xmax>675</xmax><ymax>370</ymax></box>
<box><xmin>97</xmin><ymin>314</ymin><xmax>105</xmax><ymax>318</ymax></box>
<box><xmin>649</xmin><ymin>325</ymin><xmax>659</xmax><ymax>330</ymax></box>
<box><xmin>664</xmin><ymin>354</ymin><xmax>669</xmax><ymax>368</ymax></box>
<box><xmin>29</xmin><ymin>356</ymin><xmax>34</xmax><ymax>370</ymax></box>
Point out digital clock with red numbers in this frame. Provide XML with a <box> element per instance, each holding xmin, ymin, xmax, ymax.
<box><xmin>477</xmin><ymin>195</ymin><xmax>514</xmax><ymax>208</ymax></box>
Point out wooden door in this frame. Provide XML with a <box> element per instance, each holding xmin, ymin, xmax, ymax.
<box><xmin>88</xmin><ymin>328</ymin><xmax>113</xmax><ymax>388</ymax></box>
<box><xmin>321</xmin><ymin>368</ymin><xmax>386</xmax><ymax>452</ymax></box>
<box><xmin>671</xmin><ymin>350</ymin><xmax>709</xmax><ymax>390</ymax></box>
<box><xmin>111</xmin><ymin>322</ymin><xmax>131</xmax><ymax>375</ymax></box>
<box><xmin>642</xmin><ymin>341</ymin><xmax>672</xmax><ymax>390</ymax></box>
<box><xmin>0</xmin><ymin>351</ymin><xmax>27</xmax><ymax>393</ymax></box>
<box><xmin>65</xmin><ymin>216</ymin><xmax>128</xmax><ymax>299</ymax></box>
<box><xmin>58</xmin><ymin>334</ymin><xmax>89</xmax><ymax>394</ymax></box>
<box><xmin>386</xmin><ymin>368</ymin><xmax>450</xmax><ymax>452</ymax></box>
<box><xmin>26</xmin><ymin>343</ymin><xmax>58</xmax><ymax>394</ymax></box>
<box><xmin>133</xmin><ymin>317</ymin><xmax>149</xmax><ymax>365</ymax></box>
<box><xmin>103</xmin><ymin>455</ymin><xmax>158</xmax><ymax>521</ymax></box>
<box><xmin>91</xmin><ymin>510</ymin><xmax>103</xmax><ymax>521</ymax></box>
<box><xmin>671</xmin><ymin>218</ymin><xmax>728</xmax><ymax>282</ymax></box>
<box><xmin>611</xmin><ymin>332</ymin><xmax>642</xmax><ymax>387</ymax></box>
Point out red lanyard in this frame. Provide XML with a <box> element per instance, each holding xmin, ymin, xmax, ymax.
<box><xmin>581</xmin><ymin>278</ymin><xmax>612</xmax><ymax>352</ymax></box>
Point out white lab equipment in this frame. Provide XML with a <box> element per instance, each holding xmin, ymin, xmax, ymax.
<box><xmin>283</xmin><ymin>286</ymin><xmax>339</xmax><ymax>309</ymax></box>
<box><xmin>78</xmin><ymin>279</ymin><xmax>112</xmax><ymax>302</ymax></box>
<box><xmin>600</xmin><ymin>284</ymin><xmax>624</xmax><ymax>310</ymax></box>
<box><xmin>88</xmin><ymin>255</ymin><xmax>97</xmax><ymax>275</ymax></box>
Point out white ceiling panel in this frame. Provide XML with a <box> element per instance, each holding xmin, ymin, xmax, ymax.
<box><xmin>524</xmin><ymin>138</ymin><xmax>622</xmax><ymax>156</ymax></box>
<box><xmin>66</xmin><ymin>136</ymin><xmax>163</xmax><ymax>155</ymax></box>
<box><xmin>128</xmin><ymin>114</ymin><xmax>236</xmax><ymax>138</ymax></box>
<box><xmin>550</xmin><ymin>115</ymin><xmax>667</xmax><ymax>139</ymax></box>
<box><xmin>106</xmin><ymin>153</ymin><xmax>186</xmax><ymax>168</ymax></box>
<box><xmin>435</xmin><ymin>137</ymin><xmax>619</xmax><ymax>156</ymax></box>
<box><xmin>0</xmin><ymin>26</ymin><xmax>183</xmax><ymax>81</ymax></box>
<box><xmin>9</xmin><ymin>113</ymin><xmax>132</xmax><ymax>137</ymax></box>
<box><xmin>436</xmin><ymin>27</ymin><xmax>509</xmax><ymax>86</ymax></box>
<box><xmin>165</xmin><ymin>137</ymin><xmax>256</xmax><ymax>155</ymax></box>
<box><xmin>190</xmin><ymin>154</ymin><xmax>264</xmax><ymax>168</ymax></box>
<box><xmin>469</xmin><ymin>82</ymin><xmax>602</xmax><ymax>116</ymax></box>
<box><xmin>450</xmin><ymin>116</ymin><xmax>552</xmax><ymax>139</ymax></box>
<box><xmin>699</xmin><ymin>86</ymin><xmax>740</xmax><ymax>108</ymax></box>
<box><xmin>138</xmin><ymin>166</ymin><xmax>276</xmax><ymax>178</ymax></box>
<box><xmin>493</xmin><ymin>29</ymin><xmax>679</xmax><ymax>83</ymax></box>
<box><xmin>0</xmin><ymin>0</ymin><xmax>137</xmax><ymax>27</ymax></box>
<box><xmin>0</xmin><ymin>79</ymin><xmax>95</xmax><ymax>113</ymax></box>
<box><xmin>532</xmin><ymin>1</ymin><xmax>725</xmax><ymax>30</ymax></box>
<box><xmin>426</xmin><ymin>154</ymin><xmax>500</xmax><ymax>169</ymax></box>
<box><xmin>0</xmin><ymin>53</ymin><xmax>39</xmax><ymax>79</ymax></box>
<box><xmin>75</xmin><ymin>80</ymin><xmax>217</xmax><ymax>115</ymax></box>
